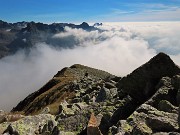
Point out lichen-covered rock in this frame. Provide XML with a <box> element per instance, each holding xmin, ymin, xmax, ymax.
<box><xmin>146</xmin><ymin>114</ymin><xmax>178</xmax><ymax>132</ymax></box>
<box><xmin>132</xmin><ymin>122</ymin><xmax>152</xmax><ymax>135</ymax></box>
<box><xmin>137</xmin><ymin>104</ymin><xmax>179</xmax><ymax>131</ymax></box>
<box><xmin>41</xmin><ymin>119</ymin><xmax>57</xmax><ymax>134</ymax></box>
<box><xmin>146</xmin><ymin>77</ymin><xmax>177</xmax><ymax>109</ymax></box>
<box><xmin>125</xmin><ymin>103</ymin><xmax>179</xmax><ymax>134</ymax></box>
<box><xmin>117</xmin><ymin>120</ymin><xmax>132</xmax><ymax>134</ymax></box>
<box><xmin>58</xmin><ymin>101</ymin><xmax>80</xmax><ymax>117</ymax></box>
<box><xmin>0</xmin><ymin>114</ymin><xmax>55</xmax><ymax>135</ymax></box>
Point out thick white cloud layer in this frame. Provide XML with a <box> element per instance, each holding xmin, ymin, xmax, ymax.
<box><xmin>0</xmin><ymin>22</ymin><xmax>179</xmax><ymax>111</ymax></box>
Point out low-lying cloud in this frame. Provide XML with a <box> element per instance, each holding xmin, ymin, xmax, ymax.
<box><xmin>0</xmin><ymin>22</ymin><xmax>180</xmax><ymax>111</ymax></box>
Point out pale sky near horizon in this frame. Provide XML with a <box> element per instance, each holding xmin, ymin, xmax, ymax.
<box><xmin>0</xmin><ymin>0</ymin><xmax>180</xmax><ymax>23</ymax></box>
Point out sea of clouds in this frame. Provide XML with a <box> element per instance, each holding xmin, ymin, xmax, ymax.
<box><xmin>0</xmin><ymin>22</ymin><xmax>180</xmax><ymax>110</ymax></box>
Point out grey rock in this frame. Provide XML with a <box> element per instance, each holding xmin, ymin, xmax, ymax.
<box><xmin>109</xmin><ymin>126</ymin><xmax>118</xmax><ymax>134</ymax></box>
<box><xmin>0</xmin><ymin>110</ymin><xmax>4</xmax><ymax>114</ymax></box>
<box><xmin>169</xmin><ymin>132</ymin><xmax>180</xmax><ymax>135</ymax></box>
<box><xmin>47</xmin><ymin>120</ymin><xmax>57</xmax><ymax>132</ymax></box>
<box><xmin>146</xmin><ymin>77</ymin><xmax>176</xmax><ymax>108</ymax></box>
<box><xmin>172</xmin><ymin>75</ymin><xmax>180</xmax><ymax>90</ymax></box>
<box><xmin>105</xmin><ymin>82</ymin><xmax>116</xmax><ymax>89</ymax></box>
<box><xmin>146</xmin><ymin>112</ymin><xmax>179</xmax><ymax>131</ymax></box>
<box><xmin>0</xmin><ymin>114</ymin><xmax>55</xmax><ymax>135</ymax></box>
<box><xmin>152</xmin><ymin>132</ymin><xmax>180</xmax><ymax>135</ymax></box>
<box><xmin>42</xmin><ymin>124</ymin><xmax>48</xmax><ymax>134</ymax></box>
<box><xmin>158</xmin><ymin>100</ymin><xmax>178</xmax><ymax>113</ymax></box>
<box><xmin>176</xmin><ymin>89</ymin><xmax>180</xmax><ymax>105</ymax></box>
<box><xmin>51</xmin><ymin>126</ymin><xmax>60</xmax><ymax>135</ymax></box>
<box><xmin>83</xmin><ymin>94</ymin><xmax>90</xmax><ymax>103</ymax></box>
<box><xmin>41</xmin><ymin>120</ymin><xmax>57</xmax><ymax>134</ymax></box>
<box><xmin>136</xmin><ymin>104</ymin><xmax>157</xmax><ymax>114</ymax></box>
<box><xmin>172</xmin><ymin>75</ymin><xmax>180</xmax><ymax>104</ymax></box>
<box><xmin>96</xmin><ymin>86</ymin><xmax>110</xmax><ymax>102</ymax></box>
<box><xmin>3</xmin><ymin>124</ymin><xmax>19</xmax><ymax>135</ymax></box>
<box><xmin>132</xmin><ymin>122</ymin><xmax>152</xmax><ymax>135</ymax></box>
<box><xmin>71</xmin><ymin>98</ymin><xmax>81</xmax><ymax>103</ymax></box>
<box><xmin>110</xmin><ymin>88</ymin><xmax>118</xmax><ymax>97</ymax></box>
<box><xmin>152</xmin><ymin>132</ymin><xmax>169</xmax><ymax>135</ymax></box>
<box><xmin>130</xmin><ymin>104</ymin><xmax>179</xmax><ymax>133</ymax></box>
<box><xmin>0</xmin><ymin>114</ymin><xmax>6</xmax><ymax>124</ymax></box>
<box><xmin>41</xmin><ymin>107</ymin><xmax>50</xmax><ymax>114</ymax></box>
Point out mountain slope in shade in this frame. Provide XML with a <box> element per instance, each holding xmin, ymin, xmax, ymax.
<box><xmin>118</xmin><ymin>52</ymin><xmax>180</xmax><ymax>102</ymax></box>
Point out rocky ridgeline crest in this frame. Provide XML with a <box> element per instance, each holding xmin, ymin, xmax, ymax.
<box><xmin>0</xmin><ymin>52</ymin><xmax>180</xmax><ymax>135</ymax></box>
<box><xmin>0</xmin><ymin>20</ymin><xmax>100</xmax><ymax>58</ymax></box>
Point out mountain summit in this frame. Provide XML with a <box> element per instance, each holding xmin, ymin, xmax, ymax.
<box><xmin>118</xmin><ymin>52</ymin><xmax>180</xmax><ymax>102</ymax></box>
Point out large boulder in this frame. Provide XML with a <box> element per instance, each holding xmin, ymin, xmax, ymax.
<box><xmin>96</xmin><ymin>85</ymin><xmax>111</xmax><ymax>102</ymax></box>
<box><xmin>172</xmin><ymin>75</ymin><xmax>180</xmax><ymax>104</ymax></box>
<box><xmin>1</xmin><ymin>114</ymin><xmax>55</xmax><ymax>135</ymax></box>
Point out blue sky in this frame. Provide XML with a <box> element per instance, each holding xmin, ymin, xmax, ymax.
<box><xmin>0</xmin><ymin>0</ymin><xmax>180</xmax><ymax>23</ymax></box>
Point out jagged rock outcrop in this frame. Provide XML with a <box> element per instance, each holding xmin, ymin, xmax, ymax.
<box><xmin>118</xmin><ymin>52</ymin><xmax>180</xmax><ymax>102</ymax></box>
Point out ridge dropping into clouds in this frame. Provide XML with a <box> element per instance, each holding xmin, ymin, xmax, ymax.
<box><xmin>0</xmin><ymin>22</ymin><xmax>180</xmax><ymax>110</ymax></box>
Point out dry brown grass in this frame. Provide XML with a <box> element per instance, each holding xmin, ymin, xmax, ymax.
<box><xmin>26</xmin><ymin>76</ymin><xmax>77</xmax><ymax>115</ymax></box>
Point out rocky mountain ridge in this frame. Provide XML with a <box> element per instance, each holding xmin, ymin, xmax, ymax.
<box><xmin>0</xmin><ymin>52</ymin><xmax>180</xmax><ymax>135</ymax></box>
<box><xmin>0</xmin><ymin>20</ymin><xmax>99</xmax><ymax>58</ymax></box>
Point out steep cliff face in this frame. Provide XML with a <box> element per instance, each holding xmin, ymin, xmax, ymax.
<box><xmin>1</xmin><ymin>53</ymin><xmax>180</xmax><ymax>135</ymax></box>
